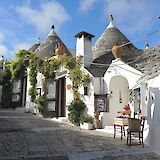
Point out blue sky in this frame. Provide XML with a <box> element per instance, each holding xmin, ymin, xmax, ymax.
<box><xmin>1</xmin><ymin>0</ymin><xmax>160</xmax><ymax>59</ymax></box>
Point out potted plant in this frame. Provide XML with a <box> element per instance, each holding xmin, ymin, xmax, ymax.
<box><xmin>80</xmin><ymin>114</ymin><xmax>94</xmax><ymax>130</ymax></box>
<box><xmin>94</xmin><ymin>111</ymin><xmax>101</xmax><ymax>129</ymax></box>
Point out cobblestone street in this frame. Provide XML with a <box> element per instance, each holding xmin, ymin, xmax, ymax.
<box><xmin>0</xmin><ymin>109</ymin><xmax>160</xmax><ymax>160</ymax></box>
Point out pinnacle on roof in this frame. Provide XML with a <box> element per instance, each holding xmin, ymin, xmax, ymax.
<box><xmin>51</xmin><ymin>25</ymin><xmax>55</xmax><ymax>29</ymax></box>
<box><xmin>47</xmin><ymin>25</ymin><xmax>57</xmax><ymax>37</ymax></box>
<box><xmin>107</xmin><ymin>15</ymin><xmax>115</xmax><ymax>29</ymax></box>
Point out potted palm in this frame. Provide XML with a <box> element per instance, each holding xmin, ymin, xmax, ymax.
<box><xmin>80</xmin><ymin>114</ymin><xmax>94</xmax><ymax>130</ymax></box>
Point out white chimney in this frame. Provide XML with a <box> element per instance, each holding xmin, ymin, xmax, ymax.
<box><xmin>75</xmin><ymin>31</ymin><xmax>94</xmax><ymax>67</ymax></box>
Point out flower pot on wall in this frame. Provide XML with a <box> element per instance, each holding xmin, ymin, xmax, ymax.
<box><xmin>80</xmin><ymin>122</ymin><xmax>93</xmax><ymax>130</ymax></box>
<box><xmin>112</xmin><ymin>44</ymin><xmax>123</xmax><ymax>59</ymax></box>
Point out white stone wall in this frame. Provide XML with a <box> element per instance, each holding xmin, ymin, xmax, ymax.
<box><xmin>65</xmin><ymin>68</ymin><xmax>95</xmax><ymax>117</ymax></box>
<box><xmin>81</xmin><ymin>78</ymin><xmax>95</xmax><ymax>116</ymax></box>
<box><xmin>65</xmin><ymin>74</ymin><xmax>73</xmax><ymax>118</ymax></box>
<box><xmin>93</xmin><ymin>77</ymin><xmax>104</xmax><ymax>94</ymax></box>
<box><xmin>142</xmin><ymin>74</ymin><xmax>160</xmax><ymax>154</ymax></box>
<box><xmin>76</xmin><ymin>36</ymin><xmax>84</xmax><ymax>57</ymax></box>
<box><xmin>26</xmin><ymin>68</ymin><xmax>31</xmax><ymax>103</ymax></box>
<box><xmin>104</xmin><ymin>59</ymin><xmax>143</xmax><ymax>90</ymax></box>
<box><xmin>102</xmin><ymin>75</ymin><xmax>129</xmax><ymax>126</ymax></box>
<box><xmin>76</xmin><ymin>35</ymin><xmax>92</xmax><ymax>67</ymax></box>
<box><xmin>102</xmin><ymin>59</ymin><xmax>143</xmax><ymax>126</ymax></box>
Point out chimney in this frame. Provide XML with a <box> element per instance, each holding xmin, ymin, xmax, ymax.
<box><xmin>75</xmin><ymin>31</ymin><xmax>95</xmax><ymax>67</ymax></box>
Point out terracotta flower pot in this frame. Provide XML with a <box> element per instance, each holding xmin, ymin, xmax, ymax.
<box><xmin>112</xmin><ymin>44</ymin><xmax>123</xmax><ymax>59</ymax></box>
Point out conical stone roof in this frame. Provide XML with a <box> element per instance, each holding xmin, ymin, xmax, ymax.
<box><xmin>85</xmin><ymin>16</ymin><xmax>142</xmax><ymax>77</ymax></box>
<box><xmin>35</xmin><ymin>26</ymin><xmax>71</xmax><ymax>60</ymax></box>
<box><xmin>92</xmin><ymin>16</ymin><xmax>140</xmax><ymax>63</ymax></box>
<box><xmin>28</xmin><ymin>38</ymin><xmax>41</xmax><ymax>52</ymax></box>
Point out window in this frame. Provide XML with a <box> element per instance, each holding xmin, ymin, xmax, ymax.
<box><xmin>84</xmin><ymin>87</ymin><xmax>88</xmax><ymax>95</ymax></box>
<box><xmin>47</xmin><ymin>101</ymin><xmax>56</xmax><ymax>111</ymax></box>
<box><xmin>46</xmin><ymin>81</ymin><xmax>56</xmax><ymax>99</ymax></box>
<box><xmin>12</xmin><ymin>80</ymin><xmax>21</xmax><ymax>93</ymax></box>
<box><xmin>36</xmin><ymin>88</ymin><xmax>41</xmax><ymax>97</ymax></box>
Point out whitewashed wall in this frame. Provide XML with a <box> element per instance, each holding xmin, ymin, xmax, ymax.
<box><xmin>26</xmin><ymin>68</ymin><xmax>31</xmax><ymax>103</ymax></box>
<box><xmin>104</xmin><ymin>59</ymin><xmax>143</xmax><ymax>90</ymax></box>
<box><xmin>65</xmin><ymin>74</ymin><xmax>73</xmax><ymax>118</ymax></box>
<box><xmin>102</xmin><ymin>59</ymin><xmax>143</xmax><ymax>126</ymax></box>
<box><xmin>81</xmin><ymin>78</ymin><xmax>95</xmax><ymax>116</ymax></box>
<box><xmin>101</xmin><ymin>75</ymin><xmax>129</xmax><ymax>126</ymax></box>
<box><xmin>93</xmin><ymin>77</ymin><xmax>104</xmax><ymax>94</ymax></box>
<box><xmin>36</xmin><ymin>72</ymin><xmax>45</xmax><ymax>92</ymax></box>
<box><xmin>142</xmin><ymin>74</ymin><xmax>160</xmax><ymax>154</ymax></box>
<box><xmin>76</xmin><ymin>35</ymin><xmax>92</xmax><ymax>67</ymax></box>
<box><xmin>25</xmin><ymin>68</ymin><xmax>32</xmax><ymax>111</ymax></box>
<box><xmin>65</xmin><ymin>67</ymin><xmax>96</xmax><ymax>117</ymax></box>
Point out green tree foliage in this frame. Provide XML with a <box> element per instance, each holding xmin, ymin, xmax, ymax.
<box><xmin>0</xmin><ymin>64</ymin><xmax>12</xmax><ymax>108</ymax></box>
<box><xmin>10</xmin><ymin>50</ymin><xmax>30</xmax><ymax>79</ymax></box>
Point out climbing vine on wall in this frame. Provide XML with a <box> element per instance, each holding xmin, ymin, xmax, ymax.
<box><xmin>59</xmin><ymin>55</ymin><xmax>90</xmax><ymax>125</ymax></box>
<box><xmin>43</xmin><ymin>57</ymin><xmax>60</xmax><ymax>79</ymax></box>
<box><xmin>28</xmin><ymin>53</ymin><xmax>39</xmax><ymax>102</ymax></box>
<box><xmin>60</xmin><ymin>55</ymin><xmax>91</xmax><ymax>100</ymax></box>
<box><xmin>6</xmin><ymin>50</ymin><xmax>91</xmax><ymax>121</ymax></box>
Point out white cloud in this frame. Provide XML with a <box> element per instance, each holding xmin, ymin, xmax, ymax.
<box><xmin>16</xmin><ymin>1</ymin><xmax>71</xmax><ymax>33</ymax></box>
<box><xmin>0</xmin><ymin>44</ymin><xmax>8</xmax><ymax>55</ymax></box>
<box><xmin>79</xmin><ymin>0</ymin><xmax>97</xmax><ymax>12</ymax></box>
<box><xmin>105</xmin><ymin>0</ymin><xmax>154</xmax><ymax>34</ymax></box>
<box><xmin>14</xmin><ymin>42</ymin><xmax>31</xmax><ymax>51</ymax></box>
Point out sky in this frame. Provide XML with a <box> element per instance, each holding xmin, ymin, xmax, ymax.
<box><xmin>1</xmin><ymin>0</ymin><xmax>160</xmax><ymax>59</ymax></box>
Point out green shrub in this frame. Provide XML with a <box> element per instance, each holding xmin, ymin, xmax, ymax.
<box><xmin>34</xmin><ymin>96</ymin><xmax>45</xmax><ymax>113</ymax></box>
<box><xmin>68</xmin><ymin>98</ymin><xmax>86</xmax><ymax>125</ymax></box>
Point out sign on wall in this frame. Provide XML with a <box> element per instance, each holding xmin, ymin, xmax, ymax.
<box><xmin>94</xmin><ymin>94</ymin><xmax>109</xmax><ymax>112</ymax></box>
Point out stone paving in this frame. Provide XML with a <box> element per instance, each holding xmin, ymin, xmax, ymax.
<box><xmin>0</xmin><ymin>109</ymin><xmax>160</xmax><ymax>160</ymax></box>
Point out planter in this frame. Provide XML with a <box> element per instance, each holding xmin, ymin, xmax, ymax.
<box><xmin>112</xmin><ymin>44</ymin><xmax>123</xmax><ymax>59</ymax></box>
<box><xmin>80</xmin><ymin>122</ymin><xmax>93</xmax><ymax>130</ymax></box>
<box><xmin>94</xmin><ymin>119</ymin><xmax>102</xmax><ymax>129</ymax></box>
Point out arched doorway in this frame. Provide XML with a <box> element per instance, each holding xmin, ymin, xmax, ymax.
<box><xmin>108</xmin><ymin>75</ymin><xmax>129</xmax><ymax>125</ymax></box>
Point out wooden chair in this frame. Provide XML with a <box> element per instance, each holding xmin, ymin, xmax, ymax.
<box><xmin>127</xmin><ymin>117</ymin><xmax>145</xmax><ymax>147</ymax></box>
